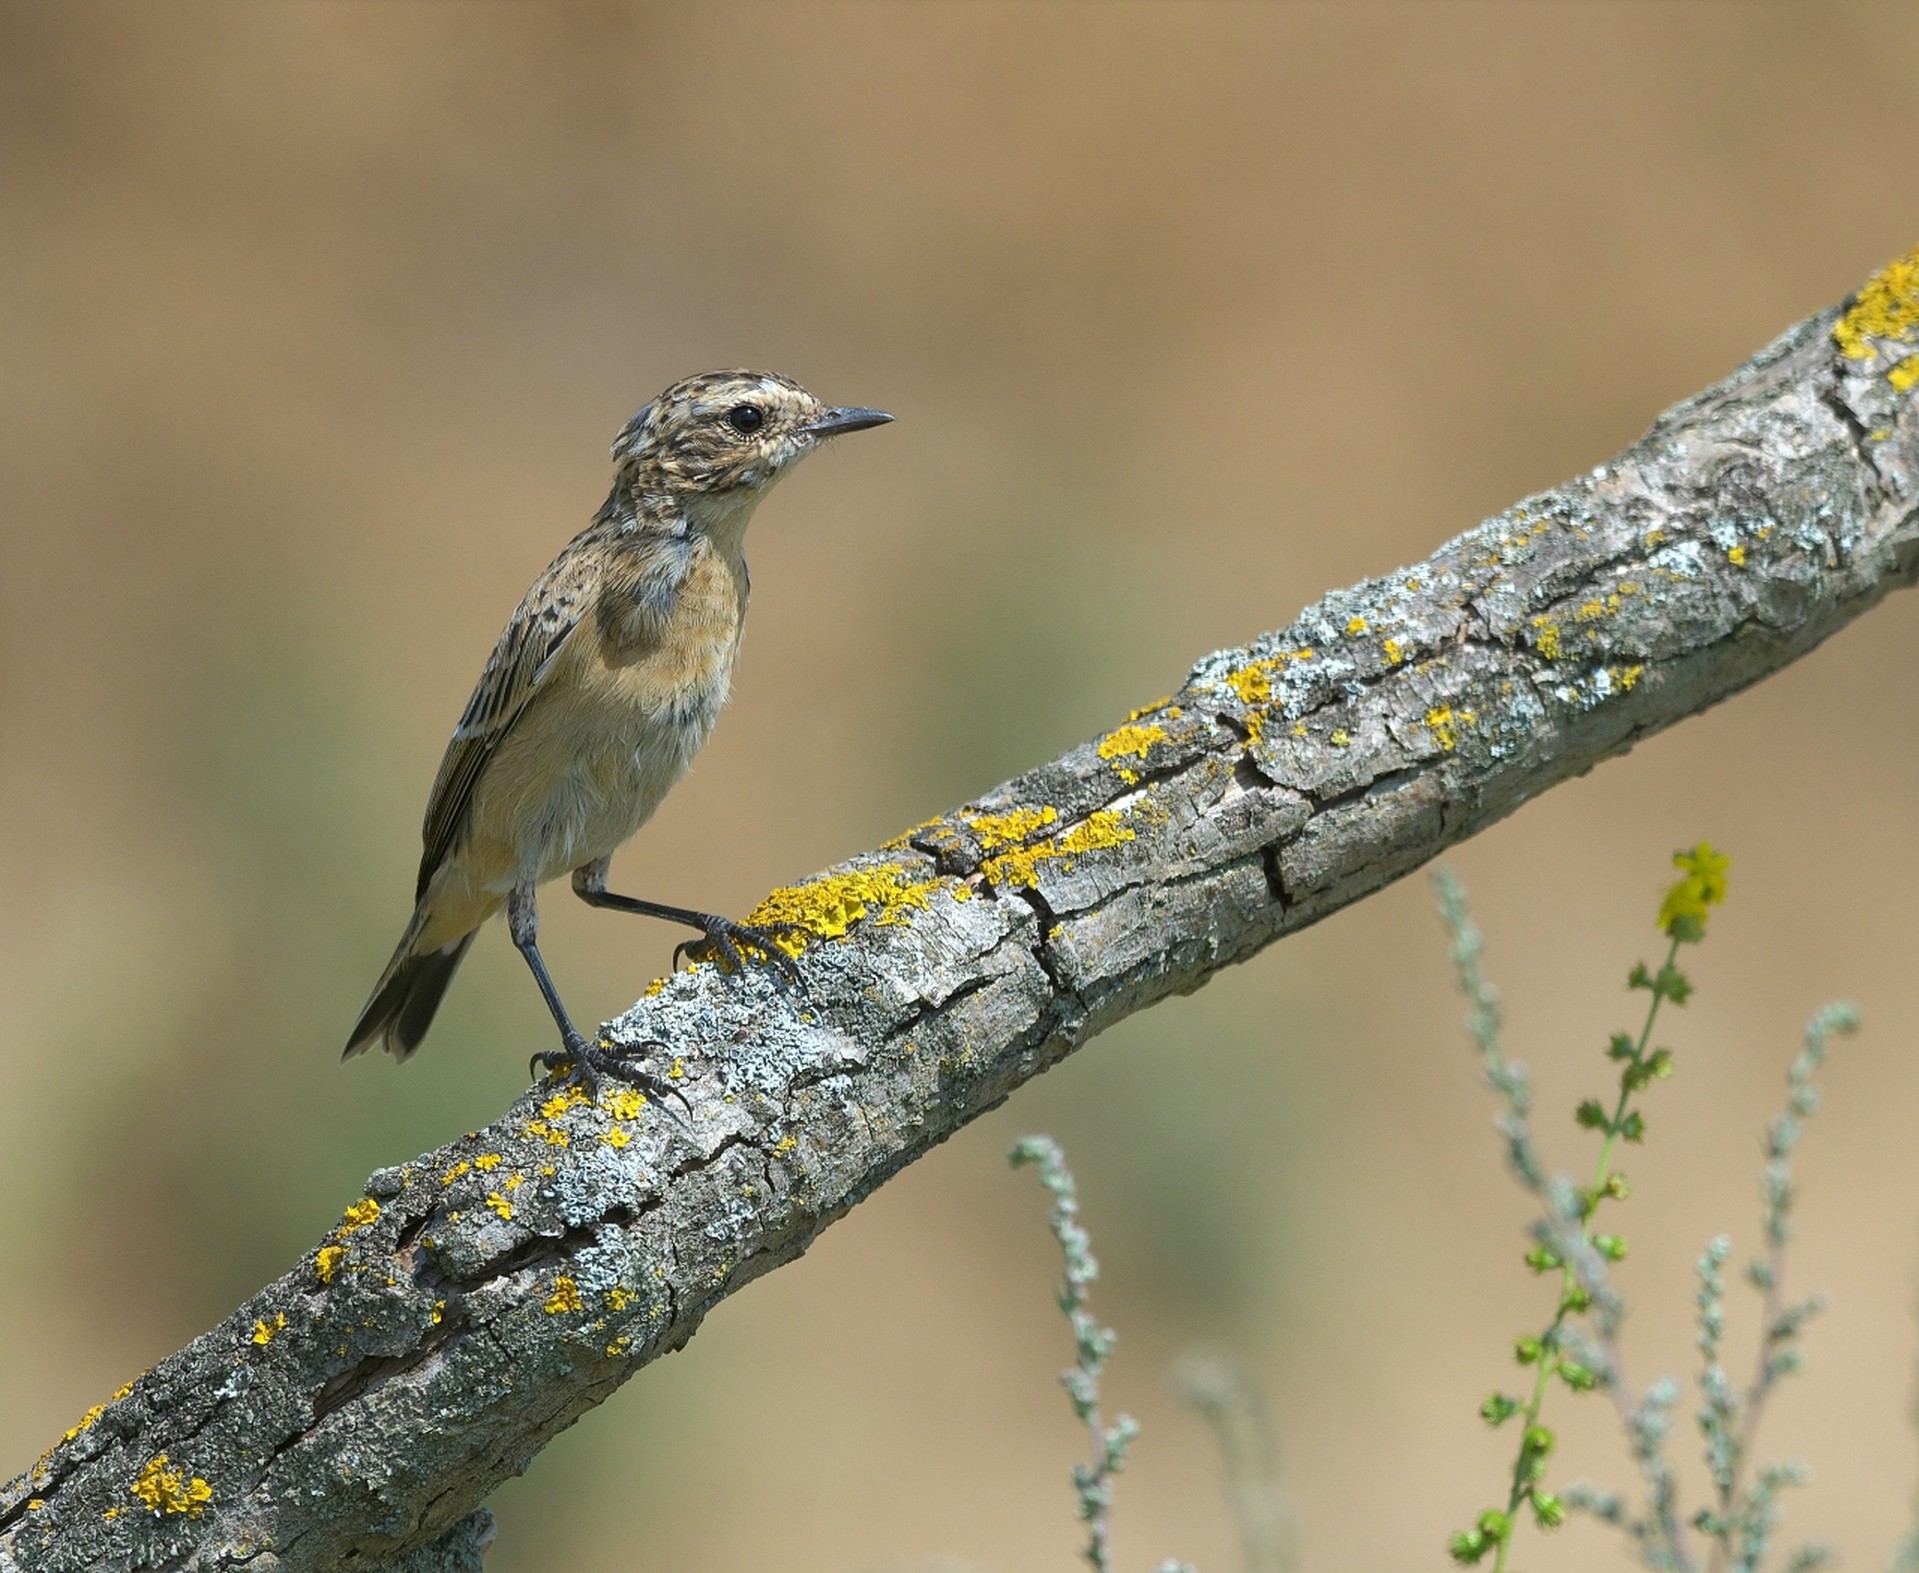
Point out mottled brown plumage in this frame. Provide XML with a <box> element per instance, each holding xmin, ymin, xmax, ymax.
<box><xmin>344</xmin><ymin>370</ymin><xmax>892</xmax><ymax>1086</ymax></box>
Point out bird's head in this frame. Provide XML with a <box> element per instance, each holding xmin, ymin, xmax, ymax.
<box><xmin>610</xmin><ymin>370</ymin><xmax>892</xmax><ymax>505</ymax></box>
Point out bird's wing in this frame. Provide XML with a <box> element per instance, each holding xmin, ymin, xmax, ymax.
<box><xmin>415</xmin><ymin>544</ymin><xmax>600</xmax><ymax>901</ymax></box>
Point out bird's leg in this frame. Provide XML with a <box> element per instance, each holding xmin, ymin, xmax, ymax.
<box><xmin>510</xmin><ymin>884</ymin><xmax>690</xmax><ymax>1118</ymax></box>
<box><xmin>571</xmin><ymin>860</ymin><xmax>804</xmax><ymax>981</ymax></box>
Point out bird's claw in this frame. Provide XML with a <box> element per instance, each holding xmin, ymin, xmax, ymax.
<box><xmin>673</xmin><ymin>917</ymin><xmax>806</xmax><ymax>983</ymax></box>
<box><xmin>530</xmin><ymin>1033</ymin><xmax>693</xmax><ymax>1123</ymax></box>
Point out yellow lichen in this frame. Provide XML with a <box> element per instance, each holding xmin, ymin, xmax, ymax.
<box><xmin>603</xmin><ymin>1089</ymin><xmax>645</xmax><ymax>1120</ymax></box>
<box><xmin>250</xmin><ymin>1313</ymin><xmax>287</xmax><ymax>1347</ymax></box>
<box><xmin>742</xmin><ymin>863</ymin><xmax>943</xmax><ymax>956</ymax></box>
<box><xmin>1345</xmin><ymin>615</ymin><xmax>1367</xmax><ymax>635</ymax></box>
<box><xmin>431</xmin><ymin>1300</ymin><xmax>445</xmax><ymax>1325</ymax></box>
<box><xmin>1224</xmin><ymin>650</ymin><xmax>1314</xmax><ymax>707</ymax></box>
<box><xmin>606</xmin><ymin>1286</ymin><xmax>635</xmax><ymax>1311</ymax></box>
<box><xmin>474</xmin><ymin>1153</ymin><xmax>502</xmax><ymax>1172</ymax></box>
<box><xmin>774</xmin><ymin>1133</ymin><xmax>798</xmax><ymax>1156</ymax></box>
<box><xmin>130</xmin><ymin>1455</ymin><xmax>212</xmax><ymax>1518</ymax></box>
<box><xmin>1224</xmin><ymin>655</ymin><xmax>1284</xmax><ymax>705</ymax></box>
<box><xmin>1426</xmin><ymin>707</ymin><xmax>1460</xmax><ymax>751</ymax></box>
<box><xmin>339</xmin><ymin>1198</ymin><xmax>380</xmax><ymax>1234</ymax></box>
<box><xmin>314</xmin><ymin>1246</ymin><xmax>347</xmax><ymax>1284</ymax></box>
<box><xmin>879</xmin><ymin>815</ymin><xmax>946</xmax><ymax>852</ymax></box>
<box><xmin>1097</xmin><ymin>723</ymin><xmax>1167</xmax><ymax>763</ymax></box>
<box><xmin>544</xmin><ymin>1275</ymin><xmax>583</xmax><ymax>1315</ymax></box>
<box><xmin>521</xmin><ymin>1119</ymin><xmax>569</xmax><ymax>1148</ymax></box>
<box><xmin>606</xmin><ymin>1336</ymin><xmax>632</xmax><ymax>1357</ymax></box>
<box><xmin>1617</xmin><ymin>665</ymin><xmax>1644</xmax><ymax>691</ymax></box>
<box><xmin>1531</xmin><ymin>617</ymin><xmax>1562</xmax><ymax>661</ymax></box>
<box><xmin>1383</xmin><ymin>638</ymin><xmax>1405</xmax><ymax>664</ymax></box>
<box><xmin>1834</xmin><ymin>245</ymin><xmax>1919</xmax><ymax>363</ymax></box>
<box><xmin>1329</xmin><ymin>729</ymin><xmax>1352</xmax><ymax>749</ymax></box>
<box><xmin>1727</xmin><ymin>544</ymin><xmax>1747</xmax><ymax>566</ymax></box>
<box><xmin>1891</xmin><ymin>356</ymin><xmax>1919</xmax><ymax>393</ymax></box>
<box><xmin>1126</xmin><ymin>696</ymin><xmax>1173</xmax><ymax>721</ymax></box>
<box><xmin>541</xmin><ymin>1087</ymin><xmax>588</xmax><ymax>1120</ymax></box>
<box><xmin>642</xmin><ymin>977</ymin><xmax>668</xmax><ymax>997</ymax></box>
<box><xmin>967</xmin><ymin>806</ymin><xmax>1057</xmax><ymax>849</ymax></box>
<box><xmin>485</xmin><ymin>1192</ymin><xmax>514</xmax><ymax>1220</ymax></box>
<box><xmin>440</xmin><ymin>1160</ymin><xmax>472</xmax><ymax>1187</ymax></box>
<box><xmin>980</xmin><ymin>810</ymin><xmax>1136</xmax><ymax>889</ymax></box>
<box><xmin>61</xmin><ymin>1404</ymin><xmax>107</xmax><ymax>1445</ymax></box>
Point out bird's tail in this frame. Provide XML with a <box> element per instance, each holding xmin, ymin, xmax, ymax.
<box><xmin>343</xmin><ymin>915</ymin><xmax>477</xmax><ymax>1063</ymax></box>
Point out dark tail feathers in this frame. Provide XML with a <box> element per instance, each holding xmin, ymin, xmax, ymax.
<box><xmin>343</xmin><ymin>929</ymin><xmax>477</xmax><ymax>1063</ymax></box>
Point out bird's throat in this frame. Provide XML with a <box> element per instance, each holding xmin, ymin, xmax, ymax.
<box><xmin>686</xmin><ymin>486</ymin><xmax>764</xmax><ymax>569</ymax></box>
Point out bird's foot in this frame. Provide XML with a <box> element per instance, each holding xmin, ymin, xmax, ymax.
<box><xmin>531</xmin><ymin>1032</ymin><xmax>692</xmax><ymax>1123</ymax></box>
<box><xmin>673</xmin><ymin>916</ymin><xmax>806</xmax><ymax>983</ymax></box>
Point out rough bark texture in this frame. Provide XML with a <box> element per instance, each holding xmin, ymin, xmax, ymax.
<box><xmin>5</xmin><ymin>251</ymin><xmax>1917</xmax><ymax>1573</ymax></box>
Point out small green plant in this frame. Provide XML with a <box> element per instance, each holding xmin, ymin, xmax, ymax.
<box><xmin>1437</xmin><ymin>846</ymin><xmax>1857</xmax><ymax>1572</ymax></box>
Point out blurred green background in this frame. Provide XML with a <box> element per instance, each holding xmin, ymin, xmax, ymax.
<box><xmin>4</xmin><ymin>4</ymin><xmax>1919</xmax><ymax>1567</ymax></box>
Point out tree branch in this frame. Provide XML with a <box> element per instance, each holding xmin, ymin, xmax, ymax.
<box><xmin>5</xmin><ymin>249</ymin><xmax>1916</xmax><ymax>1573</ymax></box>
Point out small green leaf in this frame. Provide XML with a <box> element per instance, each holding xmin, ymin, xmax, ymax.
<box><xmin>1514</xmin><ymin>1335</ymin><xmax>1542</xmax><ymax>1365</ymax></box>
<box><xmin>1533</xmin><ymin>1492</ymin><xmax>1566</xmax><ymax>1528</ymax></box>
<box><xmin>1479</xmin><ymin>1393</ymin><xmax>1521</xmax><ymax>1426</ymax></box>
<box><xmin>1558</xmin><ymin>1361</ymin><xmax>1596</xmax><ymax>1391</ymax></box>
<box><xmin>1657</xmin><ymin>965</ymin><xmax>1693</xmax><ymax>1004</ymax></box>
<box><xmin>1606</xmin><ymin>1032</ymin><xmax>1636</xmax><ymax>1060</ymax></box>
<box><xmin>1575</xmin><ymin>1098</ymin><xmax>1609</xmax><ymax>1130</ymax></box>
<box><xmin>1448</xmin><ymin>1529</ymin><xmax>1489</xmax><ymax>1564</ymax></box>
<box><xmin>1595</xmin><ymin>1234</ymin><xmax>1628</xmax><ymax>1261</ymax></box>
<box><xmin>1624</xmin><ymin>1049</ymin><xmax>1675</xmax><ymax>1092</ymax></box>
<box><xmin>1524</xmin><ymin>1246</ymin><xmax>1561</xmax><ymax>1273</ymax></box>
<box><xmin>1618</xmin><ymin>1111</ymin><xmax>1646</xmax><ymax>1143</ymax></box>
<box><xmin>1666</xmin><ymin>912</ymin><xmax>1705</xmax><ymax>944</ymax></box>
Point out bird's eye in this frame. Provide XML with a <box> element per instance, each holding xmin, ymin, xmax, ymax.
<box><xmin>725</xmin><ymin>404</ymin><xmax>765</xmax><ymax>435</ymax></box>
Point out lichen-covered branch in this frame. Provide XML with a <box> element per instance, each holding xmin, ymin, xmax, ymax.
<box><xmin>5</xmin><ymin>249</ymin><xmax>1917</xmax><ymax>1573</ymax></box>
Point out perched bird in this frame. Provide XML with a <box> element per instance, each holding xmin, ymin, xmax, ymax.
<box><xmin>344</xmin><ymin>370</ymin><xmax>892</xmax><ymax>1088</ymax></box>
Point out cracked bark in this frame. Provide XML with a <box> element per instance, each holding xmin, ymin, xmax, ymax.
<box><xmin>4</xmin><ymin>256</ymin><xmax>1917</xmax><ymax>1573</ymax></box>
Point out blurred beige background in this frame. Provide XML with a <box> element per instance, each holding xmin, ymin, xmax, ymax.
<box><xmin>4</xmin><ymin>3</ymin><xmax>1919</xmax><ymax>1568</ymax></box>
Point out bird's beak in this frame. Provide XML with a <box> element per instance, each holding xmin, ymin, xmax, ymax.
<box><xmin>804</xmin><ymin>406</ymin><xmax>894</xmax><ymax>439</ymax></box>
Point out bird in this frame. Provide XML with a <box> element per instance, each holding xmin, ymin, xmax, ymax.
<box><xmin>343</xmin><ymin>369</ymin><xmax>893</xmax><ymax>1091</ymax></box>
